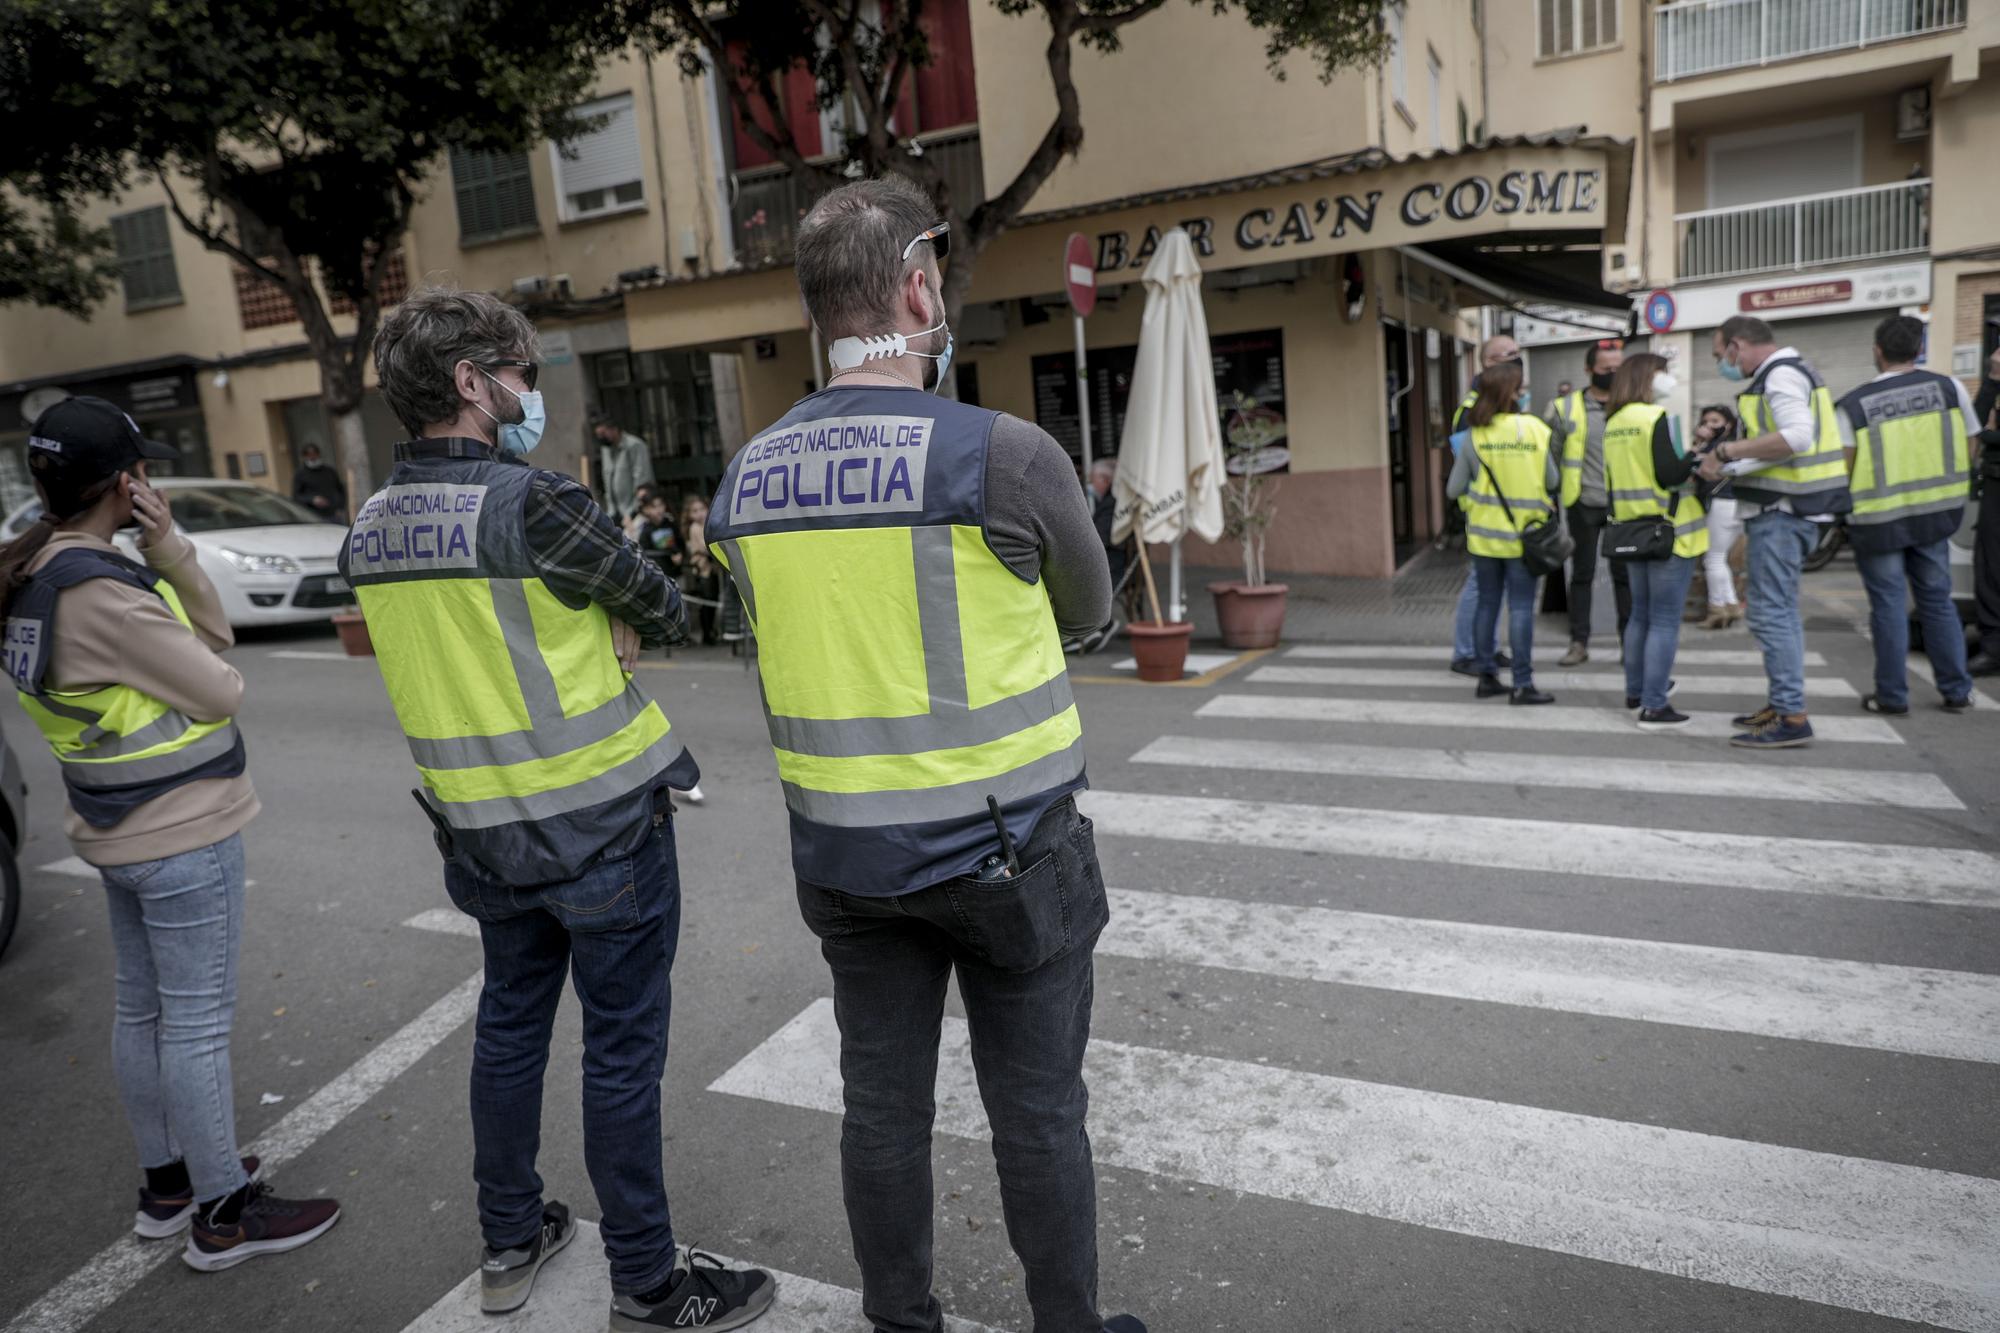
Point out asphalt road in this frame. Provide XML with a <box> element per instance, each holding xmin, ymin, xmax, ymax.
<box><xmin>1</xmin><ymin>583</ymin><xmax>1995</xmax><ymax>1333</ymax></box>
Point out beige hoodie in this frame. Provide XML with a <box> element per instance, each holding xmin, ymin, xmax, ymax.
<box><xmin>25</xmin><ymin>527</ymin><xmax>259</xmax><ymax>866</ymax></box>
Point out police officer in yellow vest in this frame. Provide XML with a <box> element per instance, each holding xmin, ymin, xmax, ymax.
<box><xmin>1547</xmin><ymin>338</ymin><xmax>1634</xmax><ymax>666</ymax></box>
<box><xmin>1446</xmin><ymin>359</ymin><xmax>1561</xmax><ymax>704</ymax></box>
<box><xmin>1601</xmin><ymin>354</ymin><xmax>1706</xmax><ymax>730</ymax></box>
<box><xmin>345</xmin><ymin>288</ymin><xmax>774</xmax><ymax>1331</ymax></box>
<box><xmin>1698</xmin><ymin>315</ymin><xmax>1851</xmax><ymax>749</ymax></box>
<box><xmin>706</xmin><ymin>176</ymin><xmax>1143</xmax><ymax>1333</ymax></box>
<box><xmin>1835</xmin><ymin>314</ymin><xmax>1976</xmax><ymax>714</ymax></box>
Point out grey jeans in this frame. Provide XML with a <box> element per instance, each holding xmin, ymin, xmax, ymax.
<box><xmin>100</xmin><ymin>834</ymin><xmax>251</xmax><ymax>1203</ymax></box>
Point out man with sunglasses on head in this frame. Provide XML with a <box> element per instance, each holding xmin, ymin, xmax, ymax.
<box><xmin>706</xmin><ymin>175</ymin><xmax>1140</xmax><ymax>1333</ymax></box>
<box><xmin>343</xmin><ymin>286</ymin><xmax>775</xmax><ymax>1331</ymax></box>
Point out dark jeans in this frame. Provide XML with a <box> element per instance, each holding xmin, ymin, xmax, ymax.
<box><xmin>1564</xmin><ymin>503</ymin><xmax>1632</xmax><ymax>645</ymax></box>
<box><xmin>443</xmin><ymin>798</ymin><xmax>680</xmax><ymax>1297</ymax></box>
<box><xmin>1473</xmin><ymin>555</ymin><xmax>1539</xmax><ymax>688</ymax></box>
<box><xmin>796</xmin><ymin>797</ymin><xmax>1112</xmax><ymax>1333</ymax></box>
<box><xmin>1977</xmin><ymin>475</ymin><xmax>2000</xmax><ymax>645</ymax></box>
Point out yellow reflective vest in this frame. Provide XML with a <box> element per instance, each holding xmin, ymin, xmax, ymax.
<box><xmin>1463</xmin><ymin>413</ymin><xmax>1556</xmax><ymax>560</ymax></box>
<box><xmin>1603</xmin><ymin>402</ymin><xmax>1708</xmax><ymax>558</ymax></box>
<box><xmin>1835</xmin><ymin>370</ymin><xmax>1970</xmax><ymax>545</ymax></box>
<box><xmin>1734</xmin><ymin>355</ymin><xmax>1851</xmax><ymax>516</ymax></box>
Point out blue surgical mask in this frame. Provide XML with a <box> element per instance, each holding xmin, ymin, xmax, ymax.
<box><xmin>1716</xmin><ymin>352</ymin><xmax>1746</xmax><ymax>383</ymax></box>
<box><xmin>477</xmin><ymin>367</ymin><xmax>546</xmax><ymax>455</ymax></box>
<box><xmin>1515</xmin><ymin>389</ymin><xmax>1533</xmax><ymax>412</ymax></box>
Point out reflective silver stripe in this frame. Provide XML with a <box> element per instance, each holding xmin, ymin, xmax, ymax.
<box><xmin>1847</xmin><ymin>493</ymin><xmax>1971</xmax><ymax>526</ymax></box>
<box><xmin>714</xmin><ymin>538</ymin><xmax>755</xmax><ymax>624</ymax></box>
<box><xmin>781</xmin><ymin>736</ymin><xmax>1086</xmax><ymax>828</ymax></box>
<box><xmin>432</xmin><ymin>734</ymin><xmax>686</xmax><ymax>830</ymax></box>
<box><xmin>1785</xmin><ymin>446</ymin><xmax>1848</xmax><ymax>467</ymax></box>
<box><xmin>405</xmin><ymin>690</ymin><xmax>656</xmax><ymax>770</ymax></box>
<box><xmin>60</xmin><ymin>722</ymin><xmax>239</xmax><ymax>788</ymax></box>
<box><xmin>1466</xmin><ymin>493</ymin><xmax>1553</xmax><ymax>516</ymax></box>
<box><xmin>1610</xmin><ymin>488</ymin><xmax>1658</xmax><ymax>502</ymax></box>
<box><xmin>1850</xmin><ymin>468</ymin><xmax>1972</xmax><ymax>502</ymax></box>
<box><xmin>488</xmin><ymin>581</ymin><xmax>562</xmax><ymax>721</ymax></box>
<box><xmin>1674</xmin><ymin>517</ymin><xmax>1706</xmax><ymax>536</ymax></box>
<box><xmin>912</xmin><ymin>526</ymin><xmax>967</xmax><ymax>710</ymax></box>
<box><xmin>764</xmin><ymin>675</ymin><xmax>1075</xmax><ymax>758</ymax></box>
<box><xmin>1731</xmin><ymin>475</ymin><xmax>1847</xmax><ymax>495</ymax></box>
<box><xmin>1464</xmin><ymin>525</ymin><xmax>1526</xmax><ymax>542</ymax></box>
<box><xmin>1561</xmin><ymin>460</ymin><xmax>1582</xmax><ymax>470</ymax></box>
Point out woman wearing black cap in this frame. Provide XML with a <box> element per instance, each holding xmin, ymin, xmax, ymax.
<box><xmin>0</xmin><ymin>397</ymin><xmax>339</xmax><ymax>1271</ymax></box>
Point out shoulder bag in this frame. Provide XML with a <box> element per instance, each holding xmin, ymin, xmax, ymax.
<box><xmin>1474</xmin><ymin>429</ymin><xmax>1573</xmax><ymax>578</ymax></box>
<box><xmin>1602</xmin><ymin>492</ymin><xmax>1678</xmax><ymax>563</ymax></box>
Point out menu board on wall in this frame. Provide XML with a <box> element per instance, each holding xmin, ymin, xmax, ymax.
<box><xmin>1032</xmin><ymin>327</ymin><xmax>1288</xmax><ymax>475</ymax></box>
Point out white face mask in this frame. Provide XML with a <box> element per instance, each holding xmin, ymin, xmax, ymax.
<box><xmin>1651</xmin><ymin>371</ymin><xmax>1679</xmax><ymax>402</ymax></box>
<box><xmin>826</xmin><ymin>283</ymin><xmax>953</xmax><ymax>392</ymax></box>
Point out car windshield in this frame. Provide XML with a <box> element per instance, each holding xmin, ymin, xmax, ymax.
<box><xmin>168</xmin><ymin>486</ymin><xmax>325</xmax><ymax>533</ymax></box>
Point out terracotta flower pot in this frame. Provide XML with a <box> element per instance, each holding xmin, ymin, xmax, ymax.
<box><xmin>1127</xmin><ymin>620</ymin><xmax>1193</xmax><ymax>682</ymax></box>
<box><xmin>331</xmin><ymin>609</ymin><xmax>374</xmax><ymax>657</ymax></box>
<box><xmin>1210</xmin><ymin>581</ymin><xmax>1289</xmax><ymax>649</ymax></box>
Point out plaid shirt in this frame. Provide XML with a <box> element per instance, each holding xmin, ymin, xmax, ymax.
<box><xmin>391</xmin><ymin>438</ymin><xmax>687</xmax><ymax>649</ymax></box>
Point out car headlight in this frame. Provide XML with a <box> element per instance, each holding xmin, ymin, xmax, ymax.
<box><xmin>215</xmin><ymin>548</ymin><xmax>302</xmax><ymax>575</ymax></box>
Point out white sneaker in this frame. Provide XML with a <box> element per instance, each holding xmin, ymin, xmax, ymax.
<box><xmin>675</xmin><ymin>784</ymin><xmax>705</xmax><ymax>806</ymax></box>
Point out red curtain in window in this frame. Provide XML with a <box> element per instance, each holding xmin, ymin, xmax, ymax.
<box><xmin>912</xmin><ymin>0</ymin><xmax>977</xmax><ymax>133</ymax></box>
<box><xmin>727</xmin><ymin>45</ymin><xmax>823</xmax><ymax>169</ymax></box>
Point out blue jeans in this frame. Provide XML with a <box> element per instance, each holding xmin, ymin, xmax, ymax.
<box><xmin>1856</xmin><ymin>537</ymin><xmax>1973</xmax><ymax>708</ymax></box>
<box><xmin>795</xmin><ymin>798</ymin><xmax>1110</xmax><ymax>1333</ymax></box>
<box><xmin>1452</xmin><ymin>568</ymin><xmax>1496</xmax><ymax>662</ymax></box>
<box><xmin>1622</xmin><ymin>555</ymin><xmax>1697</xmax><ymax>711</ymax></box>
<box><xmin>101</xmin><ymin>834</ymin><xmax>251</xmax><ymax>1204</ymax></box>
<box><xmin>444</xmin><ymin>800</ymin><xmax>680</xmax><ymax>1297</ymax></box>
<box><xmin>1744</xmin><ymin>510</ymin><xmax>1819</xmax><ymax>715</ymax></box>
<box><xmin>1472</xmin><ymin>556</ymin><xmax>1537</xmax><ymax>687</ymax></box>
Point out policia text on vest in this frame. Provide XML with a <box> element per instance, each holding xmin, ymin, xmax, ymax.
<box><xmin>339</xmin><ymin>445</ymin><xmax>698</xmax><ymax>887</ymax></box>
<box><xmin>706</xmin><ymin>386</ymin><xmax>1087</xmax><ymax>894</ymax></box>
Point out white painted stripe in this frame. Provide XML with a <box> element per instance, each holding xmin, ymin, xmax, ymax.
<box><xmin>1250</xmin><ymin>664</ymin><xmax>1860</xmax><ymax>698</ymax></box>
<box><xmin>1109</xmin><ymin>652</ymin><xmax>1236</xmax><ymax>675</ymax></box>
<box><xmin>715</xmin><ymin>1000</ymin><xmax>2000</xmax><ymax>1332</ymax></box>
<box><xmin>2</xmin><ymin>972</ymin><xmax>482</xmax><ymax>1333</ymax></box>
<box><xmin>1077</xmin><ymin>790</ymin><xmax>2000</xmax><ymax>909</ymax></box>
<box><xmin>1196</xmin><ymin>692</ymin><xmax>1905</xmax><ymax>744</ymax></box>
<box><xmin>1101</xmin><ymin>888</ymin><xmax>2000</xmax><ymax>1063</ymax></box>
<box><xmin>1287</xmin><ymin>644</ymin><xmax>1830</xmax><ymax>668</ymax></box>
<box><xmin>404</xmin><ymin>908</ymin><xmax>480</xmax><ymax>939</ymax></box>
<box><xmin>268</xmin><ymin>649</ymin><xmax>363</xmax><ymax>662</ymax></box>
<box><xmin>1905</xmin><ymin>655</ymin><xmax>2000</xmax><ymax>712</ymax></box>
<box><xmin>398</xmin><ymin>1219</ymin><xmax>1001</xmax><ymax>1333</ymax></box>
<box><xmin>36</xmin><ymin>855</ymin><xmax>257</xmax><ymax>888</ymax></box>
<box><xmin>1134</xmin><ymin>734</ymin><xmax>1961</xmax><ymax>810</ymax></box>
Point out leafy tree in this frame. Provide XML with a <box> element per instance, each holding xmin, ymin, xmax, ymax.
<box><xmin>2</xmin><ymin>0</ymin><xmax>653</xmax><ymax>492</ymax></box>
<box><xmin>642</xmin><ymin>0</ymin><xmax>1390</xmax><ymax>324</ymax></box>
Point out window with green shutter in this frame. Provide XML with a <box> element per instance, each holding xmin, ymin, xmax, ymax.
<box><xmin>110</xmin><ymin>206</ymin><xmax>182</xmax><ymax>311</ymax></box>
<box><xmin>451</xmin><ymin>148</ymin><xmax>539</xmax><ymax>244</ymax></box>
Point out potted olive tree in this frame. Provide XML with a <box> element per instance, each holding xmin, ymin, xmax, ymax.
<box><xmin>1209</xmin><ymin>396</ymin><xmax>1288</xmax><ymax>648</ymax></box>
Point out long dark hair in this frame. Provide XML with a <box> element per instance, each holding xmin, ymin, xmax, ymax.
<box><xmin>1696</xmin><ymin>403</ymin><xmax>1740</xmax><ymax>443</ymax></box>
<box><xmin>0</xmin><ymin>470</ymin><xmax>122</xmax><ymax>612</ymax></box>
<box><xmin>1606</xmin><ymin>352</ymin><xmax>1671</xmax><ymax>418</ymax></box>
<box><xmin>1467</xmin><ymin>361</ymin><xmax>1524</xmax><ymax>429</ymax></box>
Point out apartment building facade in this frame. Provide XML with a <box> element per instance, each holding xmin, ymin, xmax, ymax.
<box><xmin>3</xmin><ymin>2</ymin><xmax>1647</xmax><ymax>576</ymax></box>
<box><xmin>1486</xmin><ymin>0</ymin><xmax>2000</xmax><ymax>442</ymax></box>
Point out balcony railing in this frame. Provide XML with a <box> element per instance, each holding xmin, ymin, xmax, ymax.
<box><xmin>1654</xmin><ymin>0</ymin><xmax>1965</xmax><ymax>82</ymax></box>
<box><xmin>730</xmin><ymin>127</ymin><xmax>984</xmax><ymax>268</ymax></box>
<box><xmin>1675</xmin><ymin>179</ymin><xmax>1929</xmax><ymax>282</ymax></box>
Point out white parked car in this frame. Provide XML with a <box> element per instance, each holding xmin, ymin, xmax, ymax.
<box><xmin>1</xmin><ymin>477</ymin><xmax>351</xmax><ymax>628</ymax></box>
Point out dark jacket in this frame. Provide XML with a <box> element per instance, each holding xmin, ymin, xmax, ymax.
<box><xmin>294</xmin><ymin>461</ymin><xmax>347</xmax><ymax>519</ymax></box>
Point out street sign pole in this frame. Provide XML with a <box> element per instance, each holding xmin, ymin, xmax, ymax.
<box><xmin>1074</xmin><ymin>311</ymin><xmax>1093</xmax><ymax>479</ymax></box>
<box><xmin>1063</xmin><ymin>233</ymin><xmax>1098</xmax><ymax>479</ymax></box>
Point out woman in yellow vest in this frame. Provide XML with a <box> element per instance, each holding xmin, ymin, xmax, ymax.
<box><xmin>1602</xmin><ymin>354</ymin><xmax>1707</xmax><ymax>730</ymax></box>
<box><xmin>0</xmin><ymin>398</ymin><xmax>339</xmax><ymax>1269</ymax></box>
<box><xmin>1445</xmin><ymin>361</ymin><xmax>1561</xmax><ymax>704</ymax></box>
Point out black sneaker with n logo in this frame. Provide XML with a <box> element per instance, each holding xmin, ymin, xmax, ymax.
<box><xmin>482</xmin><ymin>1200</ymin><xmax>578</xmax><ymax>1313</ymax></box>
<box><xmin>608</xmin><ymin>1247</ymin><xmax>776</xmax><ymax>1331</ymax></box>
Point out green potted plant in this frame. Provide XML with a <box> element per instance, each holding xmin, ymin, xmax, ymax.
<box><xmin>1209</xmin><ymin>393</ymin><xmax>1288</xmax><ymax>649</ymax></box>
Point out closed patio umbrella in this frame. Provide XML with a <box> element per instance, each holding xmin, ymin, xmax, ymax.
<box><xmin>1111</xmin><ymin>227</ymin><xmax>1224</xmax><ymax>622</ymax></box>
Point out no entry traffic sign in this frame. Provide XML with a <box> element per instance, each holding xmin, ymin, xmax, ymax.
<box><xmin>1065</xmin><ymin>233</ymin><xmax>1096</xmax><ymax>317</ymax></box>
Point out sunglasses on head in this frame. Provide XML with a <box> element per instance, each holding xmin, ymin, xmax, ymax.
<box><xmin>483</xmin><ymin>358</ymin><xmax>539</xmax><ymax>391</ymax></box>
<box><xmin>901</xmin><ymin>221</ymin><xmax>950</xmax><ymax>263</ymax></box>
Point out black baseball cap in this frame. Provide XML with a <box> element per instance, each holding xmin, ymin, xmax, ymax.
<box><xmin>26</xmin><ymin>395</ymin><xmax>178</xmax><ymax>520</ymax></box>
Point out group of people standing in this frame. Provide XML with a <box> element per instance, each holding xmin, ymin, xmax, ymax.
<box><xmin>1446</xmin><ymin>311</ymin><xmax>1979</xmax><ymax>742</ymax></box>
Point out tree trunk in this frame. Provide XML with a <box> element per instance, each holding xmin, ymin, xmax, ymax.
<box><xmin>329</xmin><ymin>404</ymin><xmax>371</xmax><ymax>503</ymax></box>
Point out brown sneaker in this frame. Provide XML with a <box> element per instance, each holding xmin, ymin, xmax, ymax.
<box><xmin>183</xmin><ymin>1182</ymin><xmax>341</xmax><ymax>1272</ymax></box>
<box><xmin>1558</xmin><ymin>642</ymin><xmax>1589</xmax><ymax>667</ymax></box>
<box><xmin>1731</xmin><ymin>705</ymin><xmax>1777</xmax><ymax>730</ymax></box>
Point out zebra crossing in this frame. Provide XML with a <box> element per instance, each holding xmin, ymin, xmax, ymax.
<box><xmin>706</xmin><ymin>640</ymin><xmax>2000</xmax><ymax>1332</ymax></box>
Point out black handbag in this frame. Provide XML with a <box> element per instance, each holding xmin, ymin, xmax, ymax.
<box><xmin>1602</xmin><ymin>494</ymin><xmax>1681</xmax><ymax>563</ymax></box>
<box><xmin>1476</xmin><ymin>451</ymin><xmax>1574</xmax><ymax>577</ymax></box>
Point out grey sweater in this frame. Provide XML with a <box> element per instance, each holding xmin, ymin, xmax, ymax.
<box><xmin>985</xmin><ymin>413</ymin><xmax>1113</xmax><ymax>639</ymax></box>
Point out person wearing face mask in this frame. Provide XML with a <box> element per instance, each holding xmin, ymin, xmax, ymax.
<box><xmin>1833</xmin><ymin>314</ymin><xmax>1976</xmax><ymax>714</ymax></box>
<box><xmin>291</xmin><ymin>441</ymin><xmax>347</xmax><ymax>523</ymax></box>
<box><xmin>1601</xmin><ymin>354</ymin><xmax>1705</xmax><ymax>729</ymax></box>
<box><xmin>706</xmin><ymin>175</ymin><xmax>1138</xmax><ymax>1333</ymax></box>
<box><xmin>1696</xmin><ymin>315</ymin><xmax>1851</xmax><ymax>749</ymax></box>
<box><xmin>1446</xmin><ymin>334</ymin><xmax>1523</xmax><ymax>677</ymax></box>
<box><xmin>1690</xmin><ymin>404</ymin><xmax>1744</xmax><ymax>629</ymax></box>
<box><xmin>1546</xmin><ymin>338</ymin><xmax>1633</xmax><ymax>667</ymax></box>
<box><xmin>342</xmin><ymin>287</ymin><xmax>774</xmax><ymax>1330</ymax></box>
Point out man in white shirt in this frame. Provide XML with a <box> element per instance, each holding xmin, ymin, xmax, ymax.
<box><xmin>1697</xmin><ymin>315</ymin><xmax>1852</xmax><ymax>748</ymax></box>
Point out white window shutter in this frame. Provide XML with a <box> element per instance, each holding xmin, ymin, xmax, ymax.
<box><xmin>557</xmin><ymin>93</ymin><xmax>644</xmax><ymax>198</ymax></box>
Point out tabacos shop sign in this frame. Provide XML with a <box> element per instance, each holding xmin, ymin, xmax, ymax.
<box><xmin>1093</xmin><ymin>167</ymin><xmax>1605</xmax><ymax>272</ymax></box>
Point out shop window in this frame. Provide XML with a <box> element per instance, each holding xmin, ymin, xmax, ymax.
<box><xmin>110</xmin><ymin>206</ymin><xmax>182</xmax><ymax>311</ymax></box>
<box><xmin>552</xmin><ymin>93</ymin><xmax>646</xmax><ymax>222</ymax></box>
<box><xmin>1537</xmin><ymin>0</ymin><xmax>1618</xmax><ymax>59</ymax></box>
<box><xmin>450</xmin><ymin>147</ymin><xmax>539</xmax><ymax>244</ymax></box>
